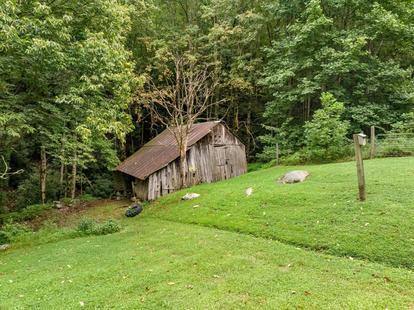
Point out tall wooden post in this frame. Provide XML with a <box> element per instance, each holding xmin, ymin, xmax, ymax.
<box><xmin>275</xmin><ymin>143</ymin><xmax>280</xmax><ymax>165</ymax></box>
<box><xmin>370</xmin><ymin>126</ymin><xmax>376</xmax><ymax>159</ymax></box>
<box><xmin>353</xmin><ymin>134</ymin><xmax>366</xmax><ymax>201</ymax></box>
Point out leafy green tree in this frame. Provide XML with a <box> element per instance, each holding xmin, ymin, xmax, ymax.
<box><xmin>304</xmin><ymin>92</ymin><xmax>350</xmax><ymax>153</ymax></box>
<box><xmin>261</xmin><ymin>0</ymin><xmax>414</xmax><ymax>153</ymax></box>
<box><xmin>1</xmin><ymin>0</ymin><xmax>138</xmax><ymax>204</ymax></box>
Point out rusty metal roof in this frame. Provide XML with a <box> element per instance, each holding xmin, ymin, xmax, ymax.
<box><xmin>116</xmin><ymin>121</ymin><xmax>221</xmax><ymax>180</ymax></box>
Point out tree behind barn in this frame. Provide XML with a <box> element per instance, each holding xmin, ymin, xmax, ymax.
<box><xmin>140</xmin><ymin>56</ymin><xmax>223</xmax><ymax>188</ymax></box>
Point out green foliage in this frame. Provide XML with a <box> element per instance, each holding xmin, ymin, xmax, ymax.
<box><xmin>15</xmin><ymin>169</ymin><xmax>61</xmax><ymax>209</ymax></box>
<box><xmin>76</xmin><ymin>217</ymin><xmax>120</xmax><ymax>236</ymax></box>
<box><xmin>76</xmin><ymin>218</ymin><xmax>97</xmax><ymax>235</ymax></box>
<box><xmin>2</xmin><ymin>0</ymin><xmax>414</xmax><ymax>212</ymax></box>
<box><xmin>390</xmin><ymin>112</ymin><xmax>414</xmax><ymax>134</ymax></box>
<box><xmin>261</xmin><ymin>0</ymin><xmax>414</xmax><ymax>154</ymax></box>
<box><xmin>97</xmin><ymin>219</ymin><xmax>121</xmax><ymax>235</ymax></box>
<box><xmin>1</xmin><ymin>0</ymin><xmax>139</xmax><ymax>207</ymax></box>
<box><xmin>304</xmin><ymin>93</ymin><xmax>349</xmax><ymax>149</ymax></box>
<box><xmin>1</xmin><ymin>222</ymin><xmax>31</xmax><ymax>238</ymax></box>
<box><xmin>85</xmin><ymin>175</ymin><xmax>114</xmax><ymax>199</ymax></box>
<box><xmin>78</xmin><ymin>194</ymin><xmax>97</xmax><ymax>202</ymax></box>
<box><xmin>377</xmin><ymin>112</ymin><xmax>414</xmax><ymax>157</ymax></box>
<box><xmin>300</xmin><ymin>92</ymin><xmax>351</xmax><ymax>161</ymax></box>
<box><xmin>0</xmin><ymin>231</ymin><xmax>10</xmax><ymax>244</ymax></box>
<box><xmin>0</xmin><ymin>204</ymin><xmax>53</xmax><ymax>224</ymax></box>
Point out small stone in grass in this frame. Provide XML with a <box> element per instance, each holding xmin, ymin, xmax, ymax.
<box><xmin>0</xmin><ymin>244</ymin><xmax>10</xmax><ymax>251</ymax></box>
<box><xmin>79</xmin><ymin>301</ymin><xmax>85</xmax><ymax>307</ymax></box>
<box><xmin>167</xmin><ymin>282</ymin><xmax>175</xmax><ymax>285</ymax></box>
<box><xmin>182</xmin><ymin>193</ymin><xmax>200</xmax><ymax>200</ymax></box>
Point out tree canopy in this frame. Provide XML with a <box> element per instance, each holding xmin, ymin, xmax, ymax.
<box><xmin>1</xmin><ymin>0</ymin><xmax>413</xmax><ymax>210</ymax></box>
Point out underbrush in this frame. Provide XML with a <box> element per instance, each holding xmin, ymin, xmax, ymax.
<box><xmin>0</xmin><ymin>218</ymin><xmax>121</xmax><ymax>248</ymax></box>
<box><xmin>0</xmin><ymin>204</ymin><xmax>54</xmax><ymax>225</ymax></box>
<box><xmin>76</xmin><ymin>218</ymin><xmax>121</xmax><ymax>236</ymax></box>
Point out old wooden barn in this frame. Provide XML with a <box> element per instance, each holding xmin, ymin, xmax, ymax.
<box><xmin>116</xmin><ymin>121</ymin><xmax>247</xmax><ymax>201</ymax></box>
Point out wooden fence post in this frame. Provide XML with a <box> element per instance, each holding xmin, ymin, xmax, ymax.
<box><xmin>353</xmin><ymin>134</ymin><xmax>366</xmax><ymax>201</ymax></box>
<box><xmin>370</xmin><ymin>126</ymin><xmax>376</xmax><ymax>159</ymax></box>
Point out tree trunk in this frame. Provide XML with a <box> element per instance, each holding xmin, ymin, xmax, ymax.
<box><xmin>59</xmin><ymin>160</ymin><xmax>65</xmax><ymax>198</ymax></box>
<box><xmin>70</xmin><ymin>153</ymin><xmax>77</xmax><ymax>199</ymax></box>
<box><xmin>39</xmin><ymin>146</ymin><xmax>47</xmax><ymax>204</ymax></box>
<box><xmin>246</xmin><ymin>98</ymin><xmax>253</xmax><ymax>156</ymax></box>
<box><xmin>179</xmin><ymin>138</ymin><xmax>188</xmax><ymax>189</ymax></box>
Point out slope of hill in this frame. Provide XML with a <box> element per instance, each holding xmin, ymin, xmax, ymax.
<box><xmin>1</xmin><ymin>157</ymin><xmax>413</xmax><ymax>309</ymax></box>
<box><xmin>147</xmin><ymin>157</ymin><xmax>414</xmax><ymax>268</ymax></box>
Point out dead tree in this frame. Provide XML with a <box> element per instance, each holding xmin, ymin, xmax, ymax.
<box><xmin>140</xmin><ymin>56</ymin><xmax>223</xmax><ymax>188</ymax></box>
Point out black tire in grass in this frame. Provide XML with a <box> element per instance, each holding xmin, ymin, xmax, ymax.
<box><xmin>125</xmin><ymin>204</ymin><xmax>143</xmax><ymax>217</ymax></box>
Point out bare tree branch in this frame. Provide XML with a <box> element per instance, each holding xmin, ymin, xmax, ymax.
<box><xmin>0</xmin><ymin>155</ymin><xmax>24</xmax><ymax>180</ymax></box>
<box><xmin>136</xmin><ymin>55</ymin><xmax>225</xmax><ymax>187</ymax></box>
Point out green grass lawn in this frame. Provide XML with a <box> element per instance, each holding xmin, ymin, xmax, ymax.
<box><xmin>146</xmin><ymin>157</ymin><xmax>414</xmax><ymax>269</ymax></box>
<box><xmin>1</xmin><ymin>216</ymin><xmax>414</xmax><ymax>309</ymax></box>
<box><xmin>1</xmin><ymin>157</ymin><xmax>414</xmax><ymax>309</ymax></box>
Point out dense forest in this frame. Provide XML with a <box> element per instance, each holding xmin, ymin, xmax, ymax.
<box><xmin>1</xmin><ymin>0</ymin><xmax>413</xmax><ymax>212</ymax></box>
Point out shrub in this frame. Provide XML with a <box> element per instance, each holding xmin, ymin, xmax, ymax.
<box><xmin>77</xmin><ymin>218</ymin><xmax>97</xmax><ymax>234</ymax></box>
<box><xmin>304</xmin><ymin>92</ymin><xmax>350</xmax><ymax>152</ymax></box>
<box><xmin>76</xmin><ymin>218</ymin><xmax>121</xmax><ymax>236</ymax></box>
<box><xmin>96</xmin><ymin>219</ymin><xmax>121</xmax><ymax>235</ymax></box>
<box><xmin>1</xmin><ymin>222</ymin><xmax>31</xmax><ymax>237</ymax></box>
<box><xmin>0</xmin><ymin>223</ymin><xmax>32</xmax><ymax>245</ymax></box>
<box><xmin>0</xmin><ymin>231</ymin><xmax>10</xmax><ymax>244</ymax></box>
<box><xmin>0</xmin><ymin>204</ymin><xmax>53</xmax><ymax>224</ymax></box>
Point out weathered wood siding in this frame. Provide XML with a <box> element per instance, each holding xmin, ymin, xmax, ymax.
<box><xmin>142</xmin><ymin>124</ymin><xmax>247</xmax><ymax>201</ymax></box>
<box><xmin>132</xmin><ymin>179</ymin><xmax>149</xmax><ymax>201</ymax></box>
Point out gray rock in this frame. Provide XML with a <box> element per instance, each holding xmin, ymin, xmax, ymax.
<box><xmin>0</xmin><ymin>244</ymin><xmax>10</xmax><ymax>251</ymax></box>
<box><xmin>54</xmin><ymin>201</ymin><xmax>64</xmax><ymax>209</ymax></box>
<box><xmin>182</xmin><ymin>193</ymin><xmax>200</xmax><ymax>200</ymax></box>
<box><xmin>279</xmin><ymin>171</ymin><xmax>310</xmax><ymax>184</ymax></box>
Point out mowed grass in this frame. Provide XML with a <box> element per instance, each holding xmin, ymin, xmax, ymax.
<box><xmin>1</xmin><ymin>157</ymin><xmax>414</xmax><ymax>309</ymax></box>
<box><xmin>146</xmin><ymin>157</ymin><xmax>414</xmax><ymax>268</ymax></box>
<box><xmin>1</xmin><ymin>215</ymin><xmax>414</xmax><ymax>309</ymax></box>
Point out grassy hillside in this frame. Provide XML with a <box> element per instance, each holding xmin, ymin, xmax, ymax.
<box><xmin>1</xmin><ymin>214</ymin><xmax>414</xmax><ymax>309</ymax></box>
<box><xmin>147</xmin><ymin>157</ymin><xmax>414</xmax><ymax>268</ymax></box>
<box><xmin>1</xmin><ymin>157</ymin><xmax>414</xmax><ymax>309</ymax></box>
